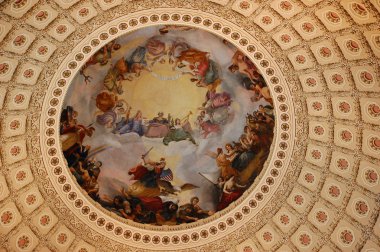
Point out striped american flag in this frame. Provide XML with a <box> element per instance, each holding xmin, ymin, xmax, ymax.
<box><xmin>160</xmin><ymin>169</ymin><xmax>173</xmax><ymax>181</ymax></box>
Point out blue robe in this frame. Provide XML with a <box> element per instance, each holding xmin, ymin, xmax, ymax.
<box><xmin>115</xmin><ymin>118</ymin><xmax>144</xmax><ymax>136</ymax></box>
<box><xmin>231</xmin><ymin>151</ymin><xmax>255</xmax><ymax>171</ymax></box>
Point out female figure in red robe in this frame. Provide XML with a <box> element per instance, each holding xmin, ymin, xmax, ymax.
<box><xmin>126</xmin><ymin>157</ymin><xmax>166</xmax><ymax>197</ymax></box>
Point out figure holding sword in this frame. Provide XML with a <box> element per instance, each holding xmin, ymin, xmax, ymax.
<box><xmin>128</xmin><ymin>147</ymin><xmax>167</xmax><ymax>188</ymax></box>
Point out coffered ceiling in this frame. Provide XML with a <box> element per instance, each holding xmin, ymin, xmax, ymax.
<box><xmin>0</xmin><ymin>0</ymin><xmax>379</xmax><ymax>251</ymax></box>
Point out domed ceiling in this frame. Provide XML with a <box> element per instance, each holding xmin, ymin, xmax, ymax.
<box><xmin>0</xmin><ymin>0</ymin><xmax>379</xmax><ymax>252</ymax></box>
<box><xmin>61</xmin><ymin>25</ymin><xmax>275</xmax><ymax>227</ymax></box>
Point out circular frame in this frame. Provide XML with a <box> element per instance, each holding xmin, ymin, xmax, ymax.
<box><xmin>40</xmin><ymin>8</ymin><xmax>295</xmax><ymax>249</ymax></box>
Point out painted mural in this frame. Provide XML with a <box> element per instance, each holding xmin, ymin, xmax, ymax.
<box><xmin>60</xmin><ymin>25</ymin><xmax>275</xmax><ymax>226</ymax></box>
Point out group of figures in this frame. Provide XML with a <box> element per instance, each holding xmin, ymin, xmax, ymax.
<box><xmin>95</xmin><ymin>91</ymin><xmax>197</xmax><ymax>146</ymax></box>
<box><xmin>105</xmin><ymin>155</ymin><xmax>214</xmax><ymax>225</ymax></box>
<box><xmin>60</xmin><ymin>106</ymin><xmax>100</xmax><ymax>200</ymax></box>
<box><xmin>91</xmin><ymin>29</ymin><xmax>239</xmax><ymax>145</ymax></box>
<box><xmin>88</xmin><ymin>27</ymin><xmax>221</xmax><ymax>94</ymax></box>
<box><xmin>60</xmin><ymin>107</ymin><xmax>214</xmax><ymax>225</ymax></box>
<box><xmin>210</xmin><ymin>105</ymin><xmax>274</xmax><ymax>211</ymax></box>
<box><xmin>95</xmin><ymin>89</ymin><xmax>233</xmax><ymax>145</ymax></box>
<box><xmin>59</xmin><ymin>103</ymin><xmax>274</xmax><ymax>224</ymax></box>
<box><xmin>60</xmin><ymin>25</ymin><xmax>275</xmax><ymax>226</ymax></box>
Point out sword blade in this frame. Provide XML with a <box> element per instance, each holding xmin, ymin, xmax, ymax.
<box><xmin>142</xmin><ymin>147</ymin><xmax>154</xmax><ymax>157</ymax></box>
<box><xmin>198</xmin><ymin>172</ymin><xmax>216</xmax><ymax>185</ymax></box>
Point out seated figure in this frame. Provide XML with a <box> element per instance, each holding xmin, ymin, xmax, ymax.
<box><xmin>145</xmin><ymin>112</ymin><xmax>170</xmax><ymax>138</ymax></box>
<box><xmin>113</xmin><ymin>110</ymin><xmax>145</xmax><ymax>136</ymax></box>
<box><xmin>163</xmin><ymin>118</ymin><xmax>196</xmax><ymax>145</ymax></box>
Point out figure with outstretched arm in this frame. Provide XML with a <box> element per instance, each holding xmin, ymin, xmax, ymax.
<box><xmin>128</xmin><ymin>149</ymin><xmax>166</xmax><ymax>189</ymax></box>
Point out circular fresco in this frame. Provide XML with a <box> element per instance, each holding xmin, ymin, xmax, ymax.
<box><xmin>60</xmin><ymin>25</ymin><xmax>274</xmax><ymax>226</ymax></box>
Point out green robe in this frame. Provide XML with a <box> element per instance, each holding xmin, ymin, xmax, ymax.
<box><xmin>163</xmin><ymin>128</ymin><xmax>196</xmax><ymax>145</ymax></box>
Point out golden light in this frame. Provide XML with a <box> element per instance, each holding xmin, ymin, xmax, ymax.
<box><xmin>120</xmin><ymin>61</ymin><xmax>207</xmax><ymax>125</ymax></box>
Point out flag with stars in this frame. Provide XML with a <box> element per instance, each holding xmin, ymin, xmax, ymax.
<box><xmin>160</xmin><ymin>168</ymin><xmax>173</xmax><ymax>181</ymax></box>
